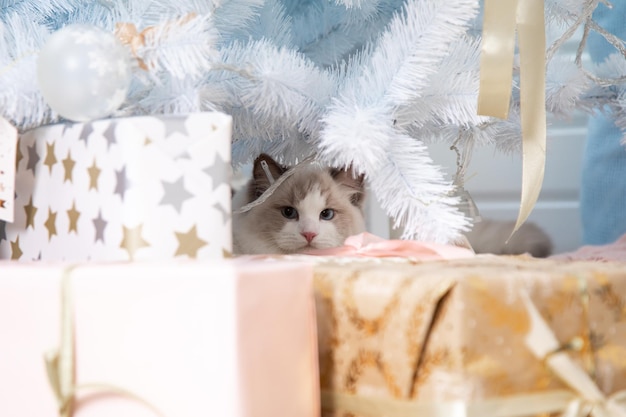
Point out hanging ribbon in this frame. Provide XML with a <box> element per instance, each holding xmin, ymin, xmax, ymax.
<box><xmin>234</xmin><ymin>155</ymin><xmax>318</xmax><ymax>214</ymax></box>
<box><xmin>321</xmin><ymin>287</ymin><xmax>626</xmax><ymax>417</ymax></box>
<box><xmin>44</xmin><ymin>267</ymin><xmax>166</xmax><ymax>417</ymax></box>
<box><xmin>477</xmin><ymin>0</ymin><xmax>546</xmax><ymax>237</ymax></box>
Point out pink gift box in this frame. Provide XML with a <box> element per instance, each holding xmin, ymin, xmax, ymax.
<box><xmin>0</xmin><ymin>260</ymin><xmax>319</xmax><ymax>417</ymax></box>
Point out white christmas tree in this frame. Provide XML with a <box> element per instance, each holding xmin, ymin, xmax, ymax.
<box><xmin>1</xmin><ymin>0</ymin><xmax>624</xmax><ymax>243</ymax></box>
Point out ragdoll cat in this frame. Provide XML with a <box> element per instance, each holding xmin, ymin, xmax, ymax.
<box><xmin>466</xmin><ymin>219</ymin><xmax>553</xmax><ymax>257</ymax></box>
<box><xmin>232</xmin><ymin>154</ymin><xmax>366</xmax><ymax>255</ymax></box>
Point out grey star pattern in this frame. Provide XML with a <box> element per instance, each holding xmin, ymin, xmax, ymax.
<box><xmin>0</xmin><ymin>220</ymin><xmax>6</xmax><ymax>243</ymax></box>
<box><xmin>78</xmin><ymin>123</ymin><xmax>94</xmax><ymax>143</ymax></box>
<box><xmin>163</xmin><ymin>118</ymin><xmax>188</xmax><ymax>138</ymax></box>
<box><xmin>93</xmin><ymin>210</ymin><xmax>107</xmax><ymax>243</ymax></box>
<box><xmin>160</xmin><ymin>177</ymin><xmax>193</xmax><ymax>213</ymax></box>
<box><xmin>203</xmin><ymin>153</ymin><xmax>231</xmax><ymax>192</ymax></box>
<box><xmin>26</xmin><ymin>144</ymin><xmax>40</xmax><ymax>174</ymax></box>
<box><xmin>177</xmin><ymin>150</ymin><xmax>193</xmax><ymax>160</ymax></box>
<box><xmin>212</xmin><ymin>202</ymin><xmax>230</xmax><ymax>224</ymax></box>
<box><xmin>102</xmin><ymin>121</ymin><xmax>117</xmax><ymax>149</ymax></box>
<box><xmin>62</xmin><ymin>122</ymin><xmax>74</xmax><ymax>135</ymax></box>
<box><xmin>114</xmin><ymin>166</ymin><xmax>129</xmax><ymax>199</ymax></box>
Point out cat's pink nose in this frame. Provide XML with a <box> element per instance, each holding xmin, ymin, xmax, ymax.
<box><xmin>301</xmin><ymin>232</ymin><xmax>317</xmax><ymax>243</ymax></box>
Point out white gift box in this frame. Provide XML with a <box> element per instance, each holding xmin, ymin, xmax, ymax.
<box><xmin>0</xmin><ymin>112</ymin><xmax>232</xmax><ymax>261</ymax></box>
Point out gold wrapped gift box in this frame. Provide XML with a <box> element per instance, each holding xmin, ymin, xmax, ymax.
<box><xmin>313</xmin><ymin>256</ymin><xmax>626</xmax><ymax>417</ymax></box>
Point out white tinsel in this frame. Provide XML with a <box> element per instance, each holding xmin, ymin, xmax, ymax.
<box><xmin>2</xmin><ymin>0</ymin><xmax>626</xmax><ymax>242</ymax></box>
<box><xmin>138</xmin><ymin>14</ymin><xmax>219</xmax><ymax>80</ymax></box>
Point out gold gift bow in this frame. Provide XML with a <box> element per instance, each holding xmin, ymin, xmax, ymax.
<box><xmin>477</xmin><ymin>0</ymin><xmax>546</xmax><ymax>237</ymax></box>
<box><xmin>44</xmin><ymin>266</ymin><xmax>166</xmax><ymax>417</ymax></box>
<box><xmin>321</xmin><ymin>291</ymin><xmax>626</xmax><ymax>417</ymax></box>
<box><xmin>114</xmin><ymin>13</ymin><xmax>197</xmax><ymax>71</ymax></box>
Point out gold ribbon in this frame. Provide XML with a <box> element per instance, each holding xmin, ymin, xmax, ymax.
<box><xmin>44</xmin><ymin>266</ymin><xmax>166</xmax><ymax>417</ymax></box>
<box><xmin>114</xmin><ymin>23</ymin><xmax>153</xmax><ymax>70</ymax></box>
<box><xmin>114</xmin><ymin>13</ymin><xmax>197</xmax><ymax>71</ymax></box>
<box><xmin>321</xmin><ymin>287</ymin><xmax>626</xmax><ymax>417</ymax></box>
<box><xmin>322</xmin><ymin>389</ymin><xmax>626</xmax><ymax>417</ymax></box>
<box><xmin>45</xmin><ymin>266</ymin><xmax>78</xmax><ymax>417</ymax></box>
<box><xmin>477</xmin><ymin>0</ymin><xmax>546</xmax><ymax>237</ymax></box>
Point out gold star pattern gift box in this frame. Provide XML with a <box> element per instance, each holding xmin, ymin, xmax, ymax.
<box><xmin>312</xmin><ymin>256</ymin><xmax>626</xmax><ymax>417</ymax></box>
<box><xmin>0</xmin><ymin>112</ymin><xmax>232</xmax><ymax>261</ymax></box>
<box><xmin>0</xmin><ymin>259</ymin><xmax>320</xmax><ymax>417</ymax></box>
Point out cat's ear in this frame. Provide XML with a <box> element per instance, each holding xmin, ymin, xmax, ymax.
<box><xmin>250</xmin><ymin>154</ymin><xmax>287</xmax><ymax>199</ymax></box>
<box><xmin>331</xmin><ymin>165</ymin><xmax>366</xmax><ymax>207</ymax></box>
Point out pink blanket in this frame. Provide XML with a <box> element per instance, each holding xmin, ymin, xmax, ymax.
<box><xmin>551</xmin><ymin>233</ymin><xmax>626</xmax><ymax>262</ymax></box>
<box><xmin>303</xmin><ymin>232</ymin><xmax>475</xmax><ymax>260</ymax></box>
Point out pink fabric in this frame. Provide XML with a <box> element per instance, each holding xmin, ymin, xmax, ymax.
<box><xmin>303</xmin><ymin>232</ymin><xmax>475</xmax><ymax>259</ymax></box>
<box><xmin>551</xmin><ymin>233</ymin><xmax>626</xmax><ymax>262</ymax></box>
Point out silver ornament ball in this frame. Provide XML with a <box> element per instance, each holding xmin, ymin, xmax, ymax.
<box><xmin>37</xmin><ymin>24</ymin><xmax>132</xmax><ymax>122</ymax></box>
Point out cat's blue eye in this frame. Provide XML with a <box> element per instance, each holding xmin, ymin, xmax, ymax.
<box><xmin>281</xmin><ymin>206</ymin><xmax>298</xmax><ymax>220</ymax></box>
<box><xmin>320</xmin><ymin>209</ymin><xmax>335</xmax><ymax>220</ymax></box>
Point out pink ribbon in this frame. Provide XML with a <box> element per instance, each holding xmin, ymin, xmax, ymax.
<box><xmin>303</xmin><ymin>233</ymin><xmax>475</xmax><ymax>260</ymax></box>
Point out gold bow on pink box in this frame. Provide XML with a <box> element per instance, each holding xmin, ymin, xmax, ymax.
<box><xmin>45</xmin><ymin>267</ymin><xmax>165</xmax><ymax>417</ymax></box>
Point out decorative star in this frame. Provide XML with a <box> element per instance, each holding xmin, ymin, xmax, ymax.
<box><xmin>174</xmin><ymin>225</ymin><xmax>208</xmax><ymax>258</ymax></box>
<box><xmin>87</xmin><ymin>159</ymin><xmax>101</xmax><ymax>191</ymax></box>
<box><xmin>10</xmin><ymin>236</ymin><xmax>22</xmax><ymax>260</ymax></box>
<box><xmin>114</xmin><ymin>167</ymin><xmax>128</xmax><ymax>199</ymax></box>
<box><xmin>44</xmin><ymin>207</ymin><xmax>57</xmax><ymax>241</ymax></box>
<box><xmin>102</xmin><ymin>122</ymin><xmax>117</xmax><ymax>149</ymax></box>
<box><xmin>67</xmin><ymin>201</ymin><xmax>80</xmax><ymax>234</ymax></box>
<box><xmin>160</xmin><ymin>177</ymin><xmax>193</xmax><ymax>213</ymax></box>
<box><xmin>26</xmin><ymin>143</ymin><xmax>40</xmax><ymax>174</ymax></box>
<box><xmin>203</xmin><ymin>153</ymin><xmax>231</xmax><ymax>192</ymax></box>
<box><xmin>62</xmin><ymin>122</ymin><xmax>74</xmax><ymax>135</ymax></box>
<box><xmin>120</xmin><ymin>224</ymin><xmax>150</xmax><ymax>260</ymax></box>
<box><xmin>163</xmin><ymin>119</ymin><xmax>188</xmax><ymax>138</ymax></box>
<box><xmin>92</xmin><ymin>210</ymin><xmax>107</xmax><ymax>243</ymax></box>
<box><xmin>62</xmin><ymin>151</ymin><xmax>76</xmax><ymax>183</ymax></box>
<box><xmin>177</xmin><ymin>150</ymin><xmax>193</xmax><ymax>160</ymax></box>
<box><xmin>24</xmin><ymin>196</ymin><xmax>38</xmax><ymax>229</ymax></box>
<box><xmin>0</xmin><ymin>220</ymin><xmax>6</xmax><ymax>243</ymax></box>
<box><xmin>43</xmin><ymin>142</ymin><xmax>57</xmax><ymax>174</ymax></box>
<box><xmin>212</xmin><ymin>201</ymin><xmax>230</xmax><ymax>224</ymax></box>
<box><xmin>0</xmin><ymin>199</ymin><xmax>5</xmax><ymax>209</ymax></box>
<box><xmin>15</xmin><ymin>145</ymin><xmax>23</xmax><ymax>169</ymax></box>
<box><xmin>222</xmin><ymin>248</ymin><xmax>233</xmax><ymax>258</ymax></box>
<box><xmin>78</xmin><ymin>123</ymin><xmax>94</xmax><ymax>143</ymax></box>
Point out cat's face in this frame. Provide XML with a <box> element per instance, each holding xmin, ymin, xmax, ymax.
<box><xmin>237</xmin><ymin>154</ymin><xmax>366</xmax><ymax>254</ymax></box>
